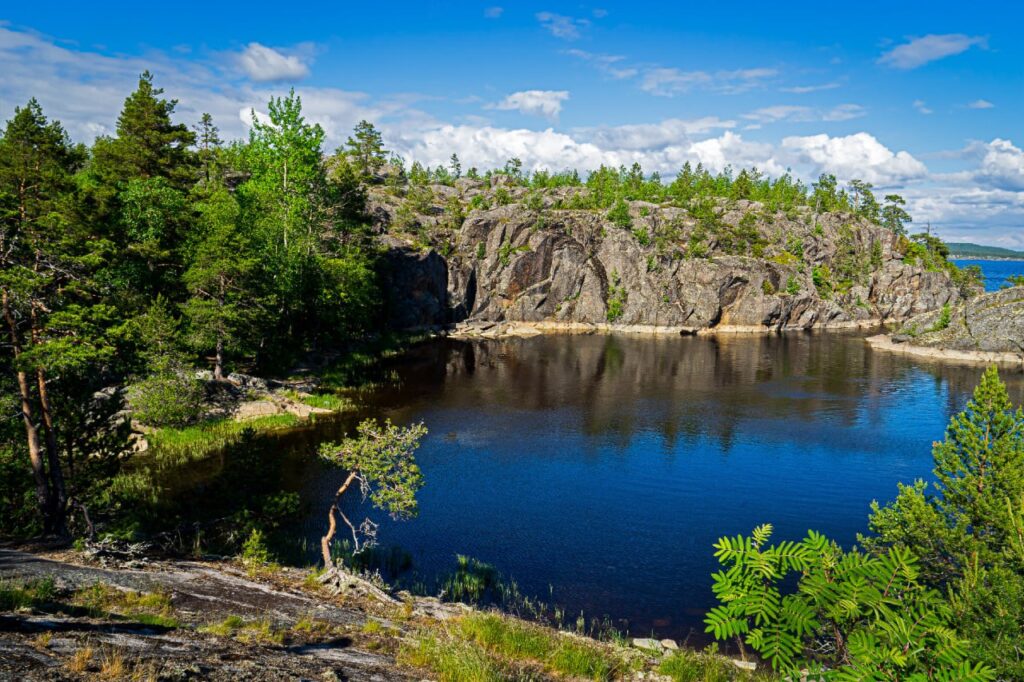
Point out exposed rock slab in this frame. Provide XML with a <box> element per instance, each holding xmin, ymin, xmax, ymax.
<box><xmin>867</xmin><ymin>285</ymin><xmax>1024</xmax><ymax>366</ymax></box>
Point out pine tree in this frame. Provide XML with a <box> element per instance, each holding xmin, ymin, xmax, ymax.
<box><xmin>182</xmin><ymin>189</ymin><xmax>258</xmax><ymax>380</ymax></box>
<box><xmin>0</xmin><ymin>99</ymin><xmax>107</xmax><ymax>533</ymax></box>
<box><xmin>881</xmin><ymin>194</ymin><xmax>912</xmax><ymax>235</ymax></box>
<box><xmin>92</xmin><ymin>71</ymin><xmax>197</xmax><ymax>190</ymax></box>
<box><xmin>88</xmin><ymin>72</ymin><xmax>198</xmax><ymax>305</ymax></box>
<box><xmin>864</xmin><ymin>366</ymin><xmax>1024</xmax><ymax>678</ymax></box>
<box><xmin>345</xmin><ymin>120</ymin><xmax>387</xmax><ymax>179</ymax></box>
<box><xmin>194</xmin><ymin>112</ymin><xmax>222</xmax><ymax>185</ymax></box>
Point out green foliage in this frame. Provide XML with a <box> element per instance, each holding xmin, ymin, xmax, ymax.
<box><xmin>399</xmin><ymin>633</ymin><xmax>506</xmax><ymax>682</ymax></box>
<box><xmin>241</xmin><ymin>527</ymin><xmax>272</xmax><ymax>568</ymax></box>
<box><xmin>128</xmin><ymin>363</ymin><xmax>204</xmax><ymax>427</ymax></box>
<box><xmin>605</xmin><ymin>271</ymin><xmax>627</xmax><ymax>323</ymax></box>
<box><xmin>950</xmin><ymin>264</ymin><xmax>984</xmax><ymax>298</ymax></box>
<box><xmin>607</xmin><ymin>198</ymin><xmax>632</xmax><ymax>228</ymax></box>
<box><xmin>785</xmin><ymin>276</ymin><xmax>800</xmax><ymax>295</ymax></box>
<box><xmin>1005</xmin><ymin>274</ymin><xmax>1024</xmax><ymax>287</ymax></box>
<box><xmin>882</xmin><ymin>194</ymin><xmax>912</xmax><ymax>236</ymax></box>
<box><xmin>929</xmin><ymin>303</ymin><xmax>953</xmax><ymax>332</ymax></box>
<box><xmin>864</xmin><ymin>367</ymin><xmax>1024</xmax><ymax>678</ymax></box>
<box><xmin>146</xmin><ymin>414</ymin><xmax>299</xmax><ymax>465</ymax></box>
<box><xmin>812</xmin><ymin>265</ymin><xmax>833</xmax><ymax>298</ymax></box>
<box><xmin>761</xmin><ymin>279</ymin><xmax>775</xmax><ymax>295</ymax></box>
<box><xmin>469</xmin><ymin>194</ymin><xmax>491</xmax><ymax>211</ymax></box>
<box><xmin>706</xmin><ymin>524</ymin><xmax>992</xmax><ymax>679</ymax></box>
<box><xmin>659</xmin><ymin>648</ymin><xmax>747</xmax><ymax>682</ymax></box>
<box><xmin>345</xmin><ymin>120</ymin><xmax>387</xmax><ymax>179</ymax></box>
<box><xmin>457</xmin><ymin>613</ymin><xmax>619</xmax><ymax>680</ymax></box>
<box><xmin>182</xmin><ymin>187</ymin><xmax>259</xmax><ymax>378</ymax></box>
<box><xmin>320</xmin><ymin>418</ymin><xmax>427</xmax><ymax>521</ymax></box>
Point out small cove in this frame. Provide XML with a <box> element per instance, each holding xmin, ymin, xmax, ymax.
<box><xmin>259</xmin><ymin>330</ymin><xmax>1024</xmax><ymax>642</ymax></box>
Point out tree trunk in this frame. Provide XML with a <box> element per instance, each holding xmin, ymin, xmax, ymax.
<box><xmin>35</xmin><ymin>366</ymin><xmax>67</xmax><ymax>535</ymax></box>
<box><xmin>214</xmin><ymin>276</ymin><xmax>225</xmax><ymax>381</ymax></box>
<box><xmin>214</xmin><ymin>335</ymin><xmax>224</xmax><ymax>381</ymax></box>
<box><xmin>2</xmin><ymin>289</ymin><xmax>51</xmax><ymax>523</ymax></box>
<box><xmin>320</xmin><ymin>471</ymin><xmax>359</xmax><ymax>568</ymax></box>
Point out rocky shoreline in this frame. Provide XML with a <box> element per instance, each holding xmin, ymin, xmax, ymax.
<box><xmin>865</xmin><ymin>334</ymin><xmax>1023</xmax><ymax>367</ymax></box>
<box><xmin>865</xmin><ymin>286</ymin><xmax>1024</xmax><ymax>367</ymax></box>
<box><xmin>445</xmin><ymin>317</ymin><xmax>886</xmax><ymax>340</ymax></box>
<box><xmin>0</xmin><ymin>546</ymin><xmax>761</xmax><ymax>681</ymax></box>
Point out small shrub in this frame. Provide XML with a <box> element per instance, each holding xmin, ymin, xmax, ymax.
<box><xmin>785</xmin><ymin>276</ymin><xmax>800</xmax><ymax>295</ymax></box>
<box><xmin>475</xmin><ymin>242</ymin><xmax>486</xmax><ymax>260</ymax></box>
<box><xmin>607</xmin><ymin>198</ymin><xmax>632</xmax><ymax>229</ymax></box>
<box><xmin>761</xmin><ymin>279</ymin><xmax>775</xmax><ymax>295</ymax></box>
<box><xmin>128</xmin><ymin>363</ymin><xmax>204</xmax><ymax>427</ymax></box>
<box><xmin>241</xmin><ymin>528</ymin><xmax>271</xmax><ymax>568</ymax></box>
<box><xmin>606</xmin><ymin>271</ymin><xmax>627</xmax><ymax>323</ymax></box>
<box><xmin>469</xmin><ymin>194</ymin><xmax>491</xmax><ymax>211</ymax></box>
<box><xmin>928</xmin><ymin>303</ymin><xmax>952</xmax><ymax>332</ymax></box>
<box><xmin>812</xmin><ymin>264</ymin><xmax>833</xmax><ymax>298</ymax></box>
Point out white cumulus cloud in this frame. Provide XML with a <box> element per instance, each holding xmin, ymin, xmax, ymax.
<box><xmin>489</xmin><ymin>90</ymin><xmax>570</xmax><ymax>120</ymax></box>
<box><xmin>971</xmin><ymin>138</ymin><xmax>1024</xmax><ymax>191</ymax></box>
<box><xmin>237</xmin><ymin>42</ymin><xmax>309</xmax><ymax>82</ymax></box>
<box><xmin>780</xmin><ymin>132</ymin><xmax>928</xmax><ymax>184</ymax></box>
<box><xmin>878</xmin><ymin>34</ymin><xmax>986</xmax><ymax>70</ymax></box>
<box><xmin>967</xmin><ymin>99</ymin><xmax>995</xmax><ymax>109</ymax></box>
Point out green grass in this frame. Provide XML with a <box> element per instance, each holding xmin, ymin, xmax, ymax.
<box><xmin>72</xmin><ymin>583</ymin><xmax>182</xmax><ymax>628</ymax></box>
<box><xmin>199</xmin><ymin>614</ymin><xmax>284</xmax><ymax>644</ymax></box>
<box><xmin>147</xmin><ymin>414</ymin><xmax>300</xmax><ymax>465</ymax></box>
<box><xmin>399</xmin><ymin>633</ymin><xmax>508</xmax><ymax>682</ymax></box>
<box><xmin>457</xmin><ymin>612</ymin><xmax>621</xmax><ymax>680</ymax></box>
<box><xmin>659</xmin><ymin>649</ymin><xmax>772</xmax><ymax>682</ymax></box>
<box><xmin>282</xmin><ymin>390</ymin><xmax>351</xmax><ymax>411</ymax></box>
<box><xmin>0</xmin><ymin>577</ymin><xmax>55</xmax><ymax>611</ymax></box>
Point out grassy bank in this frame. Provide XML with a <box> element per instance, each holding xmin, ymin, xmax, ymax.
<box><xmin>397</xmin><ymin>611</ymin><xmax>771</xmax><ymax>682</ymax></box>
<box><xmin>146</xmin><ymin>414</ymin><xmax>302</xmax><ymax>467</ymax></box>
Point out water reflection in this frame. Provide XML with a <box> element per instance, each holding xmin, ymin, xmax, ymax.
<box><xmin>290</xmin><ymin>332</ymin><xmax>1022</xmax><ymax>642</ymax></box>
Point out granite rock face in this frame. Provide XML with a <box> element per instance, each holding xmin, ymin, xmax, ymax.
<box><xmin>896</xmin><ymin>285</ymin><xmax>1024</xmax><ymax>353</ymax></box>
<box><xmin>373</xmin><ymin>183</ymin><xmax>967</xmax><ymax>332</ymax></box>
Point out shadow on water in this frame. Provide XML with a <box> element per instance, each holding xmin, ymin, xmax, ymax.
<box><xmin>160</xmin><ymin>331</ymin><xmax>1024</xmax><ymax>642</ymax></box>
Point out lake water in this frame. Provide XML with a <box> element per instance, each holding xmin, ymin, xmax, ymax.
<box><xmin>951</xmin><ymin>258</ymin><xmax>1024</xmax><ymax>291</ymax></box>
<box><xmin>284</xmin><ymin>332</ymin><xmax>1023</xmax><ymax>643</ymax></box>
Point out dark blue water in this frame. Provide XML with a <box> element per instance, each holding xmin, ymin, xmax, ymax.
<box><xmin>287</xmin><ymin>332</ymin><xmax>1024</xmax><ymax>642</ymax></box>
<box><xmin>952</xmin><ymin>259</ymin><xmax>1024</xmax><ymax>291</ymax></box>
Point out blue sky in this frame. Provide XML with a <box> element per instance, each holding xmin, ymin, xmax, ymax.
<box><xmin>1</xmin><ymin>1</ymin><xmax>1022</xmax><ymax>244</ymax></box>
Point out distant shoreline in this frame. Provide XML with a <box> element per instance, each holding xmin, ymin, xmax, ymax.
<box><xmin>949</xmin><ymin>256</ymin><xmax>1024</xmax><ymax>262</ymax></box>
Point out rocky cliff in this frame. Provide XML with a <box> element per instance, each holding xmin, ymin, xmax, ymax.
<box><xmin>888</xmin><ymin>285</ymin><xmax>1024</xmax><ymax>355</ymax></box>
<box><xmin>374</xmin><ymin>177</ymin><xmax>968</xmax><ymax>333</ymax></box>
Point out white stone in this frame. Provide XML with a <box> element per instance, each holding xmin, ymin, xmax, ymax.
<box><xmin>631</xmin><ymin>637</ymin><xmax>663</xmax><ymax>652</ymax></box>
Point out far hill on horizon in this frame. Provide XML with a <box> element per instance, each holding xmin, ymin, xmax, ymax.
<box><xmin>946</xmin><ymin>242</ymin><xmax>1024</xmax><ymax>259</ymax></box>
